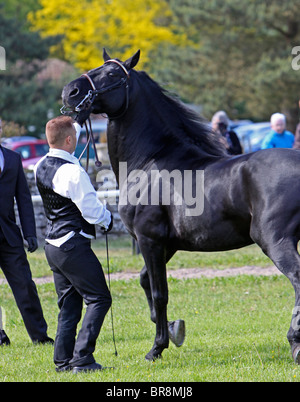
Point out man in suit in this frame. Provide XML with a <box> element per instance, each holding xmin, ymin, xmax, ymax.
<box><xmin>0</xmin><ymin>118</ymin><xmax>53</xmax><ymax>345</ymax></box>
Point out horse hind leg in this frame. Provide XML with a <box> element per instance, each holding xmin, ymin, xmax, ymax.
<box><xmin>259</xmin><ymin>236</ymin><xmax>300</xmax><ymax>363</ymax></box>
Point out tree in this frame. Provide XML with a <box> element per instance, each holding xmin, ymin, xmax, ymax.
<box><xmin>28</xmin><ymin>0</ymin><xmax>186</xmax><ymax>70</ymax></box>
<box><xmin>0</xmin><ymin>0</ymin><xmax>41</xmax><ymax>28</ymax></box>
<box><xmin>28</xmin><ymin>0</ymin><xmax>300</xmax><ymax>129</ymax></box>
<box><xmin>150</xmin><ymin>0</ymin><xmax>300</xmax><ymax>129</ymax></box>
<box><xmin>1</xmin><ymin>120</ymin><xmax>26</xmax><ymax>138</ymax></box>
<box><xmin>0</xmin><ymin>12</ymin><xmax>71</xmax><ymax>135</ymax></box>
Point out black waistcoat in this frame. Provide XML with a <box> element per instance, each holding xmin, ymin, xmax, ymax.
<box><xmin>36</xmin><ymin>156</ymin><xmax>95</xmax><ymax>239</ymax></box>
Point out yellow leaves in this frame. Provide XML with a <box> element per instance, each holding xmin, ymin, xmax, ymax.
<box><xmin>28</xmin><ymin>0</ymin><xmax>185</xmax><ymax>70</ymax></box>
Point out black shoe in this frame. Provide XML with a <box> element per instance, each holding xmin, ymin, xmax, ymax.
<box><xmin>33</xmin><ymin>336</ymin><xmax>54</xmax><ymax>345</ymax></box>
<box><xmin>72</xmin><ymin>362</ymin><xmax>114</xmax><ymax>374</ymax></box>
<box><xmin>55</xmin><ymin>365</ymin><xmax>72</xmax><ymax>373</ymax></box>
<box><xmin>0</xmin><ymin>329</ymin><xmax>10</xmax><ymax>346</ymax></box>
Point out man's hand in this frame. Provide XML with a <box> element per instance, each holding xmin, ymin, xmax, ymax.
<box><xmin>102</xmin><ymin>214</ymin><xmax>113</xmax><ymax>233</ymax></box>
<box><xmin>26</xmin><ymin>237</ymin><xmax>38</xmax><ymax>253</ymax></box>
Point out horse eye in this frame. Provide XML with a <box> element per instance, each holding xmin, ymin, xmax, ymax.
<box><xmin>109</xmin><ymin>72</ymin><xmax>116</xmax><ymax>77</ymax></box>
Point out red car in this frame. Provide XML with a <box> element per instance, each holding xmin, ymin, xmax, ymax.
<box><xmin>3</xmin><ymin>139</ymin><xmax>49</xmax><ymax>169</ymax></box>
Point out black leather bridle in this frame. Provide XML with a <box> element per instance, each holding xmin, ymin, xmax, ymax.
<box><xmin>61</xmin><ymin>59</ymin><xmax>130</xmax><ymax>120</ymax></box>
<box><xmin>61</xmin><ymin>59</ymin><xmax>130</xmax><ymax>170</ymax></box>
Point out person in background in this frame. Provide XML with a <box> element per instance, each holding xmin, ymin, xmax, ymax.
<box><xmin>294</xmin><ymin>99</ymin><xmax>300</xmax><ymax>150</ymax></box>
<box><xmin>293</xmin><ymin>123</ymin><xmax>300</xmax><ymax>150</ymax></box>
<box><xmin>0</xmin><ymin>118</ymin><xmax>53</xmax><ymax>346</ymax></box>
<box><xmin>211</xmin><ymin>110</ymin><xmax>243</xmax><ymax>155</ymax></box>
<box><xmin>261</xmin><ymin>113</ymin><xmax>294</xmax><ymax>149</ymax></box>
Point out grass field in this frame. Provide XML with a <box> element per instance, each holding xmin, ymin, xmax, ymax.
<box><xmin>0</xmin><ymin>235</ymin><xmax>274</xmax><ymax>280</ymax></box>
<box><xmin>1</xmin><ymin>236</ymin><xmax>298</xmax><ymax>382</ymax></box>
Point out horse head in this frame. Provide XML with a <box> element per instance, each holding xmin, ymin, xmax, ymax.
<box><xmin>61</xmin><ymin>49</ymin><xmax>140</xmax><ymax>125</ymax></box>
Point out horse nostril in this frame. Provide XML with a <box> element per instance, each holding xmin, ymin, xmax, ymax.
<box><xmin>69</xmin><ymin>88</ymin><xmax>80</xmax><ymax>97</ymax></box>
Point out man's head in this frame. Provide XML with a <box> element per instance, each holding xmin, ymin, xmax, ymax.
<box><xmin>295</xmin><ymin>122</ymin><xmax>300</xmax><ymax>137</ymax></box>
<box><xmin>46</xmin><ymin>116</ymin><xmax>76</xmax><ymax>154</ymax></box>
<box><xmin>211</xmin><ymin>111</ymin><xmax>229</xmax><ymax>134</ymax></box>
<box><xmin>270</xmin><ymin>113</ymin><xmax>286</xmax><ymax>134</ymax></box>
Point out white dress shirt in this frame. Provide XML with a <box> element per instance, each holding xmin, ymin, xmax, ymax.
<box><xmin>34</xmin><ymin>124</ymin><xmax>111</xmax><ymax>247</ymax></box>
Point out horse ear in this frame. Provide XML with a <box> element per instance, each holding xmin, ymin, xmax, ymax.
<box><xmin>103</xmin><ymin>48</ymin><xmax>111</xmax><ymax>62</ymax></box>
<box><xmin>124</xmin><ymin>50</ymin><xmax>140</xmax><ymax>71</ymax></box>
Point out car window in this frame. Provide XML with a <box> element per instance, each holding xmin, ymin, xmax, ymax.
<box><xmin>35</xmin><ymin>143</ymin><xmax>49</xmax><ymax>156</ymax></box>
<box><xmin>15</xmin><ymin>145</ymin><xmax>31</xmax><ymax>160</ymax></box>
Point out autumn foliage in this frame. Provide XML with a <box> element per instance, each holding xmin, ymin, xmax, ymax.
<box><xmin>28</xmin><ymin>0</ymin><xmax>186</xmax><ymax>70</ymax></box>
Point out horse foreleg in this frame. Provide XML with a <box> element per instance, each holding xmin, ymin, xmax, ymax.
<box><xmin>140</xmin><ymin>265</ymin><xmax>156</xmax><ymax>323</ymax></box>
<box><xmin>140</xmin><ymin>263</ymin><xmax>186</xmax><ymax>350</ymax></box>
<box><xmin>140</xmin><ymin>249</ymin><xmax>176</xmax><ymax>323</ymax></box>
<box><xmin>139</xmin><ymin>238</ymin><xmax>169</xmax><ymax>361</ymax></box>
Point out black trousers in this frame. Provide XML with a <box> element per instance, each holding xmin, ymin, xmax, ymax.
<box><xmin>0</xmin><ymin>231</ymin><xmax>48</xmax><ymax>342</ymax></box>
<box><xmin>45</xmin><ymin>234</ymin><xmax>111</xmax><ymax>368</ymax></box>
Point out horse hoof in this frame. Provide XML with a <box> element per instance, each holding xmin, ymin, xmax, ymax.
<box><xmin>168</xmin><ymin>319</ymin><xmax>185</xmax><ymax>347</ymax></box>
<box><xmin>145</xmin><ymin>347</ymin><xmax>163</xmax><ymax>361</ymax></box>
<box><xmin>145</xmin><ymin>353</ymin><xmax>161</xmax><ymax>361</ymax></box>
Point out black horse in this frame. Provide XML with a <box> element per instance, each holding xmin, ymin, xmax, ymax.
<box><xmin>62</xmin><ymin>49</ymin><xmax>300</xmax><ymax>363</ymax></box>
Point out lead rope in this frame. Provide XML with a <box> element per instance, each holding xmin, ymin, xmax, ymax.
<box><xmin>84</xmin><ymin>120</ymin><xmax>90</xmax><ymax>172</ymax></box>
<box><xmin>105</xmin><ymin>230</ymin><xmax>118</xmax><ymax>356</ymax></box>
<box><xmin>78</xmin><ymin>118</ymin><xmax>102</xmax><ymax>172</ymax></box>
<box><xmin>88</xmin><ymin>117</ymin><xmax>102</xmax><ymax>167</ymax></box>
<box><xmin>78</xmin><ymin>121</ymin><xmax>90</xmax><ymax>167</ymax></box>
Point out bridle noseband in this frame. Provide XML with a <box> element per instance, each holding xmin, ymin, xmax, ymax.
<box><xmin>61</xmin><ymin>59</ymin><xmax>130</xmax><ymax>120</ymax></box>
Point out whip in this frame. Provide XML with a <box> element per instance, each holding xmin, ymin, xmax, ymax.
<box><xmin>105</xmin><ymin>231</ymin><xmax>118</xmax><ymax>356</ymax></box>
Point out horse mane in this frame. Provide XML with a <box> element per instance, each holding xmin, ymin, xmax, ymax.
<box><xmin>133</xmin><ymin>70</ymin><xmax>227</xmax><ymax>157</ymax></box>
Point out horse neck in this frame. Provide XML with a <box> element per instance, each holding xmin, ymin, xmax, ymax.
<box><xmin>106</xmin><ymin>73</ymin><xmax>224</xmax><ymax>181</ymax></box>
<box><xmin>107</xmin><ymin>91</ymin><xmax>164</xmax><ymax>179</ymax></box>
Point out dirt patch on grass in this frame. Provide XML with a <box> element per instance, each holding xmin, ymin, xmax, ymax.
<box><xmin>0</xmin><ymin>265</ymin><xmax>281</xmax><ymax>285</ymax></box>
<box><xmin>107</xmin><ymin>265</ymin><xmax>281</xmax><ymax>281</ymax></box>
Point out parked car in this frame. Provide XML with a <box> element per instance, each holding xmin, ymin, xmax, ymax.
<box><xmin>75</xmin><ymin>119</ymin><xmax>108</xmax><ymax>159</ymax></box>
<box><xmin>228</xmin><ymin>120</ymin><xmax>253</xmax><ymax>131</ymax></box>
<box><xmin>235</xmin><ymin>122</ymin><xmax>271</xmax><ymax>153</ymax></box>
<box><xmin>2</xmin><ymin>139</ymin><xmax>49</xmax><ymax>169</ymax></box>
<box><xmin>1</xmin><ymin>136</ymin><xmax>38</xmax><ymax>144</ymax></box>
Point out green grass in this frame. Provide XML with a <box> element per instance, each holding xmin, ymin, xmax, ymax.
<box><xmin>95</xmin><ymin>236</ymin><xmax>273</xmax><ymax>271</ymax></box>
<box><xmin>0</xmin><ymin>236</ymin><xmax>291</xmax><ymax>382</ymax></box>
<box><xmin>1</xmin><ymin>275</ymin><xmax>300</xmax><ymax>382</ymax></box>
<box><xmin>0</xmin><ymin>235</ymin><xmax>273</xmax><ymax>280</ymax></box>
